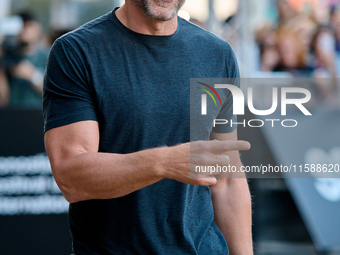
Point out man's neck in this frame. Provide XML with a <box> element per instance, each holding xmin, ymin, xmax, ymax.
<box><xmin>115</xmin><ymin>2</ymin><xmax>178</xmax><ymax>36</ymax></box>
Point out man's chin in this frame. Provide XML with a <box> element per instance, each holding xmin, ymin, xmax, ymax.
<box><xmin>146</xmin><ymin>7</ymin><xmax>177</xmax><ymax>21</ymax></box>
<box><xmin>153</xmin><ymin>0</ymin><xmax>176</xmax><ymax>6</ymax></box>
<box><xmin>131</xmin><ymin>0</ymin><xmax>182</xmax><ymax>22</ymax></box>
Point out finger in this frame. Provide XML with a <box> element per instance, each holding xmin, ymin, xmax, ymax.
<box><xmin>209</xmin><ymin>140</ymin><xmax>251</xmax><ymax>154</ymax></box>
<box><xmin>191</xmin><ymin>169</ymin><xmax>220</xmax><ymax>178</ymax></box>
<box><xmin>193</xmin><ymin>177</ymin><xmax>217</xmax><ymax>186</ymax></box>
<box><xmin>175</xmin><ymin>175</ymin><xmax>216</xmax><ymax>186</ymax></box>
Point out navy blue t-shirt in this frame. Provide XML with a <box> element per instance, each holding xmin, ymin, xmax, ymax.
<box><xmin>43</xmin><ymin>9</ymin><xmax>239</xmax><ymax>255</ymax></box>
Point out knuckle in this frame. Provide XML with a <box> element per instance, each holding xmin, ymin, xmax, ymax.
<box><xmin>198</xmin><ymin>156</ymin><xmax>207</xmax><ymax>166</ymax></box>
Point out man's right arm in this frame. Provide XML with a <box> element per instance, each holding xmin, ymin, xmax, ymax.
<box><xmin>45</xmin><ymin>120</ymin><xmax>250</xmax><ymax>203</ymax></box>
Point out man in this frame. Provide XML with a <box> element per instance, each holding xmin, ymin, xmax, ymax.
<box><xmin>0</xmin><ymin>11</ymin><xmax>47</xmax><ymax>109</ymax></box>
<box><xmin>43</xmin><ymin>0</ymin><xmax>253</xmax><ymax>254</ymax></box>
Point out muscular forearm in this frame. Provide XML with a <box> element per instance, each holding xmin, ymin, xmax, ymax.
<box><xmin>211</xmin><ymin>177</ymin><xmax>253</xmax><ymax>255</ymax></box>
<box><xmin>46</xmin><ymin>122</ymin><xmax>250</xmax><ymax>203</ymax></box>
<box><xmin>51</xmin><ymin>147</ymin><xmax>166</xmax><ymax>203</ymax></box>
<box><xmin>49</xmin><ymin>140</ymin><xmax>216</xmax><ymax>203</ymax></box>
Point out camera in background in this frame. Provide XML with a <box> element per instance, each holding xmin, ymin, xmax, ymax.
<box><xmin>0</xmin><ymin>16</ymin><xmax>26</xmax><ymax>71</ymax></box>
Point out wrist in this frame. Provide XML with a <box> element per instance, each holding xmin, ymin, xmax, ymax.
<box><xmin>133</xmin><ymin>147</ymin><xmax>168</xmax><ymax>179</ymax></box>
<box><xmin>146</xmin><ymin>146</ymin><xmax>170</xmax><ymax>179</ymax></box>
<box><xmin>152</xmin><ymin>146</ymin><xmax>169</xmax><ymax>178</ymax></box>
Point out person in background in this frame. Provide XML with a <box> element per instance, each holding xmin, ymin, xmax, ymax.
<box><xmin>0</xmin><ymin>68</ymin><xmax>9</xmax><ymax>108</ymax></box>
<box><xmin>330</xmin><ymin>6</ymin><xmax>340</xmax><ymax>80</ymax></box>
<box><xmin>48</xmin><ymin>28</ymin><xmax>74</xmax><ymax>46</ymax></box>
<box><xmin>0</xmin><ymin>11</ymin><xmax>48</xmax><ymax>109</ymax></box>
<box><xmin>311</xmin><ymin>26</ymin><xmax>339</xmax><ymax>100</ymax></box>
<box><xmin>256</xmin><ymin>1</ymin><xmax>312</xmax><ymax>73</ymax></box>
<box><xmin>275</xmin><ymin>28</ymin><xmax>312</xmax><ymax>75</ymax></box>
<box><xmin>330</xmin><ymin>6</ymin><xmax>340</xmax><ymax>53</ymax></box>
<box><xmin>285</xmin><ymin>14</ymin><xmax>317</xmax><ymax>50</ymax></box>
<box><xmin>276</xmin><ymin>0</ymin><xmax>298</xmax><ymax>26</ymax></box>
<box><xmin>257</xmin><ymin>26</ymin><xmax>280</xmax><ymax>72</ymax></box>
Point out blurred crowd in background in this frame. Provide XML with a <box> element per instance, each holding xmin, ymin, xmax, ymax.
<box><xmin>256</xmin><ymin>0</ymin><xmax>340</xmax><ymax>101</ymax></box>
<box><xmin>0</xmin><ymin>0</ymin><xmax>340</xmax><ymax>109</ymax></box>
<box><xmin>0</xmin><ymin>10</ymin><xmax>69</xmax><ymax>110</ymax></box>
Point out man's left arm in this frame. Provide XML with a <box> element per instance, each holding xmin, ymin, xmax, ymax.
<box><xmin>210</xmin><ymin>130</ymin><xmax>253</xmax><ymax>255</ymax></box>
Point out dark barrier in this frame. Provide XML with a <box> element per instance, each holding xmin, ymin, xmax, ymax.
<box><xmin>0</xmin><ymin>109</ymin><xmax>45</xmax><ymax>156</ymax></box>
<box><xmin>239</xmin><ymin>106</ymin><xmax>340</xmax><ymax>253</ymax></box>
<box><xmin>0</xmin><ymin>109</ymin><xmax>72</xmax><ymax>255</ymax></box>
<box><xmin>261</xmin><ymin>108</ymin><xmax>340</xmax><ymax>252</ymax></box>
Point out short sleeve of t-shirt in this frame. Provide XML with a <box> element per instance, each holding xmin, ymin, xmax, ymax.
<box><xmin>43</xmin><ymin>39</ymin><xmax>97</xmax><ymax>132</ymax></box>
<box><xmin>211</xmin><ymin>45</ymin><xmax>240</xmax><ymax>134</ymax></box>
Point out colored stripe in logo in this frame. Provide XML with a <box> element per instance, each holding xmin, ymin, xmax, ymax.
<box><xmin>199</xmin><ymin>88</ymin><xmax>217</xmax><ymax>106</ymax></box>
<box><xmin>197</xmin><ymin>82</ymin><xmax>222</xmax><ymax>106</ymax></box>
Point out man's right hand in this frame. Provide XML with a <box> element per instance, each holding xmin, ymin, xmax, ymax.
<box><xmin>160</xmin><ymin>140</ymin><xmax>251</xmax><ymax>186</ymax></box>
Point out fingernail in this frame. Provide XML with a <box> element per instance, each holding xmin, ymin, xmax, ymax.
<box><xmin>223</xmin><ymin>155</ymin><xmax>230</xmax><ymax>160</ymax></box>
<box><xmin>244</xmin><ymin>142</ymin><xmax>251</xmax><ymax>150</ymax></box>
